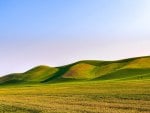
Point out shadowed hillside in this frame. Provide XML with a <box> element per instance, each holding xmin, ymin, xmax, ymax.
<box><xmin>0</xmin><ymin>56</ymin><xmax>150</xmax><ymax>84</ymax></box>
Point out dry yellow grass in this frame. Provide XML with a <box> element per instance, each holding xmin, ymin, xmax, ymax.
<box><xmin>0</xmin><ymin>80</ymin><xmax>149</xmax><ymax>113</ymax></box>
<box><xmin>63</xmin><ymin>63</ymin><xmax>96</xmax><ymax>79</ymax></box>
<box><xmin>122</xmin><ymin>57</ymin><xmax>150</xmax><ymax>69</ymax></box>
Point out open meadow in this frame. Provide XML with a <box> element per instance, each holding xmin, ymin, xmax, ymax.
<box><xmin>0</xmin><ymin>80</ymin><xmax>149</xmax><ymax>113</ymax></box>
<box><xmin>1</xmin><ymin>0</ymin><xmax>150</xmax><ymax>112</ymax></box>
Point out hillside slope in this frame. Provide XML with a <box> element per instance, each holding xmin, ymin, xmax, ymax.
<box><xmin>0</xmin><ymin>65</ymin><xmax>58</xmax><ymax>84</ymax></box>
<box><xmin>0</xmin><ymin>56</ymin><xmax>150</xmax><ymax>84</ymax></box>
<box><xmin>62</xmin><ymin>56</ymin><xmax>150</xmax><ymax>80</ymax></box>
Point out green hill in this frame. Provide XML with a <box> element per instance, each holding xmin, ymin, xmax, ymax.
<box><xmin>0</xmin><ymin>65</ymin><xmax>58</xmax><ymax>84</ymax></box>
<box><xmin>0</xmin><ymin>56</ymin><xmax>150</xmax><ymax>84</ymax></box>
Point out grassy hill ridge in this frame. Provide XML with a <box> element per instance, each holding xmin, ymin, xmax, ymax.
<box><xmin>0</xmin><ymin>56</ymin><xmax>150</xmax><ymax>84</ymax></box>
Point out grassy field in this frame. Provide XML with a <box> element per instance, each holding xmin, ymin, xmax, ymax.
<box><xmin>0</xmin><ymin>56</ymin><xmax>150</xmax><ymax>112</ymax></box>
<box><xmin>0</xmin><ymin>80</ymin><xmax>149</xmax><ymax>113</ymax></box>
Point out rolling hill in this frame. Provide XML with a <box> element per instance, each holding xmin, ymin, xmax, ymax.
<box><xmin>0</xmin><ymin>56</ymin><xmax>150</xmax><ymax>84</ymax></box>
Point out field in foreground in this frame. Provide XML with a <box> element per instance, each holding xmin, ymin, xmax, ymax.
<box><xmin>0</xmin><ymin>80</ymin><xmax>149</xmax><ymax>113</ymax></box>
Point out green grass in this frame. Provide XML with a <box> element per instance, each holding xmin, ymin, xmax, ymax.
<box><xmin>0</xmin><ymin>56</ymin><xmax>150</xmax><ymax>84</ymax></box>
<box><xmin>0</xmin><ymin>66</ymin><xmax>58</xmax><ymax>84</ymax></box>
<box><xmin>0</xmin><ymin>80</ymin><xmax>149</xmax><ymax>113</ymax></box>
<box><xmin>97</xmin><ymin>69</ymin><xmax>150</xmax><ymax>80</ymax></box>
<box><xmin>0</xmin><ymin>56</ymin><xmax>150</xmax><ymax>112</ymax></box>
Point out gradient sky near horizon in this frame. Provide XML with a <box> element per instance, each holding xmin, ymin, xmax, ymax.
<box><xmin>0</xmin><ymin>0</ymin><xmax>150</xmax><ymax>76</ymax></box>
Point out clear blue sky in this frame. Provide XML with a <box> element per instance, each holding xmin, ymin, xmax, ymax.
<box><xmin>0</xmin><ymin>0</ymin><xmax>150</xmax><ymax>75</ymax></box>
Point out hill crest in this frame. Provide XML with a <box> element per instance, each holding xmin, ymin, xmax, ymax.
<box><xmin>0</xmin><ymin>56</ymin><xmax>150</xmax><ymax>84</ymax></box>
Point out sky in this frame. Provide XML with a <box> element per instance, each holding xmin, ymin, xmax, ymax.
<box><xmin>0</xmin><ymin>0</ymin><xmax>150</xmax><ymax>76</ymax></box>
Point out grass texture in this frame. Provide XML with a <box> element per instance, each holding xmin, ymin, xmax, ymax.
<box><xmin>0</xmin><ymin>56</ymin><xmax>149</xmax><ymax>112</ymax></box>
<box><xmin>0</xmin><ymin>80</ymin><xmax>149</xmax><ymax>113</ymax></box>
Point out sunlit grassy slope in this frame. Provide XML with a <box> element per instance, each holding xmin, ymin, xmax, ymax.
<box><xmin>0</xmin><ymin>56</ymin><xmax>150</xmax><ymax>84</ymax></box>
<box><xmin>0</xmin><ymin>66</ymin><xmax>58</xmax><ymax>84</ymax></box>
<box><xmin>0</xmin><ymin>56</ymin><xmax>150</xmax><ymax>113</ymax></box>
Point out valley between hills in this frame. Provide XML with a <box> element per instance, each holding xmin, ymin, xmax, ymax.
<box><xmin>0</xmin><ymin>56</ymin><xmax>149</xmax><ymax>113</ymax></box>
